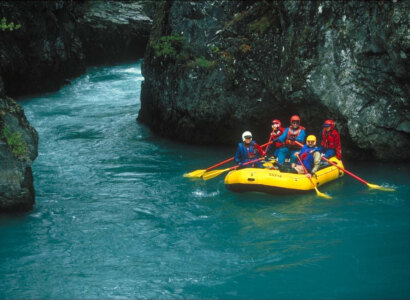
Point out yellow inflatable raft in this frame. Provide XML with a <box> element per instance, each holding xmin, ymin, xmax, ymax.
<box><xmin>224</xmin><ymin>157</ymin><xmax>344</xmax><ymax>194</ymax></box>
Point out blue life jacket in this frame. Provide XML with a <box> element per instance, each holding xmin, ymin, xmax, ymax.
<box><xmin>235</xmin><ymin>141</ymin><xmax>259</xmax><ymax>165</ymax></box>
<box><xmin>298</xmin><ymin>145</ymin><xmax>319</xmax><ymax>172</ymax></box>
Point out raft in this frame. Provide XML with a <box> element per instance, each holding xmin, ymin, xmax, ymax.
<box><xmin>224</xmin><ymin>157</ymin><xmax>344</xmax><ymax>194</ymax></box>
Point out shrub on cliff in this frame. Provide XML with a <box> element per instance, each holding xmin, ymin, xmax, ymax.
<box><xmin>0</xmin><ymin>17</ymin><xmax>21</xmax><ymax>31</ymax></box>
<box><xmin>151</xmin><ymin>34</ymin><xmax>185</xmax><ymax>59</ymax></box>
<box><xmin>2</xmin><ymin>126</ymin><xmax>27</xmax><ymax>158</ymax></box>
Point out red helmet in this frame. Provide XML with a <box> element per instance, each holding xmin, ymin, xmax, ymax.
<box><xmin>272</xmin><ymin>119</ymin><xmax>281</xmax><ymax>127</ymax></box>
<box><xmin>323</xmin><ymin>119</ymin><xmax>335</xmax><ymax>129</ymax></box>
<box><xmin>290</xmin><ymin>115</ymin><xmax>300</xmax><ymax>123</ymax></box>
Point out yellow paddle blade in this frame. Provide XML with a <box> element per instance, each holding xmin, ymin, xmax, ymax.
<box><xmin>314</xmin><ymin>187</ymin><xmax>332</xmax><ymax>199</ymax></box>
<box><xmin>183</xmin><ymin>169</ymin><xmax>206</xmax><ymax>178</ymax></box>
<box><xmin>202</xmin><ymin>168</ymin><xmax>230</xmax><ymax>181</ymax></box>
<box><xmin>367</xmin><ymin>183</ymin><xmax>395</xmax><ymax>192</ymax></box>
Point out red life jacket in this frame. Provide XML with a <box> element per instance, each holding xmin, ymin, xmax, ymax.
<box><xmin>285</xmin><ymin>126</ymin><xmax>306</xmax><ymax>146</ymax></box>
<box><xmin>321</xmin><ymin>128</ymin><xmax>342</xmax><ymax>158</ymax></box>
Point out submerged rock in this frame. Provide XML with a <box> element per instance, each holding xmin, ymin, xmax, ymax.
<box><xmin>139</xmin><ymin>1</ymin><xmax>409</xmax><ymax>161</ymax></box>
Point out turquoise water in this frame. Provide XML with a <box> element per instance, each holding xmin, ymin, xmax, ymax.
<box><xmin>1</xmin><ymin>61</ymin><xmax>410</xmax><ymax>299</ymax></box>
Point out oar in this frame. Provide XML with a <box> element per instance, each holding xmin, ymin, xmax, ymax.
<box><xmin>183</xmin><ymin>156</ymin><xmax>234</xmax><ymax>178</ymax></box>
<box><xmin>202</xmin><ymin>158</ymin><xmax>264</xmax><ymax>181</ymax></box>
<box><xmin>295</xmin><ymin>141</ymin><xmax>305</xmax><ymax>148</ymax></box>
<box><xmin>263</xmin><ymin>135</ymin><xmax>274</xmax><ymax>153</ymax></box>
<box><xmin>184</xmin><ymin>141</ymin><xmax>273</xmax><ymax>178</ymax></box>
<box><xmin>296</xmin><ymin>154</ymin><xmax>332</xmax><ymax>199</ymax></box>
<box><xmin>321</xmin><ymin>156</ymin><xmax>395</xmax><ymax>192</ymax></box>
<box><xmin>263</xmin><ymin>136</ymin><xmax>279</xmax><ymax>155</ymax></box>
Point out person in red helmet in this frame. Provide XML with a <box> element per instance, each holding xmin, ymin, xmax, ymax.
<box><xmin>265</xmin><ymin>119</ymin><xmax>285</xmax><ymax>158</ymax></box>
<box><xmin>276</xmin><ymin>115</ymin><xmax>306</xmax><ymax>165</ymax></box>
<box><xmin>319</xmin><ymin>119</ymin><xmax>342</xmax><ymax>159</ymax></box>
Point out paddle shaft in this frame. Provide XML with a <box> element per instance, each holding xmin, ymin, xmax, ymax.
<box><xmin>296</xmin><ymin>154</ymin><xmax>316</xmax><ymax>186</ymax></box>
<box><xmin>296</xmin><ymin>153</ymin><xmax>332</xmax><ymax>199</ymax></box>
<box><xmin>298</xmin><ymin>140</ymin><xmax>383</xmax><ymax>188</ymax></box>
<box><xmin>205</xmin><ymin>157</ymin><xmax>234</xmax><ymax>171</ymax></box>
<box><xmin>205</xmin><ymin>141</ymin><xmax>273</xmax><ymax>172</ymax></box>
<box><xmin>263</xmin><ymin>136</ymin><xmax>279</xmax><ymax>153</ymax></box>
<box><xmin>295</xmin><ymin>141</ymin><xmax>304</xmax><ymax>148</ymax></box>
<box><xmin>231</xmin><ymin>157</ymin><xmax>264</xmax><ymax>170</ymax></box>
<box><xmin>321</xmin><ymin>156</ymin><xmax>368</xmax><ymax>186</ymax></box>
<box><xmin>295</xmin><ymin>141</ymin><xmax>317</xmax><ymax>178</ymax></box>
<box><xmin>202</xmin><ymin>157</ymin><xmax>265</xmax><ymax>180</ymax></box>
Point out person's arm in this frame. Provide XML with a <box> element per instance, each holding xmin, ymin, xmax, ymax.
<box><xmin>235</xmin><ymin>145</ymin><xmax>241</xmax><ymax>164</ymax></box>
<box><xmin>311</xmin><ymin>151</ymin><xmax>321</xmax><ymax>174</ymax></box>
<box><xmin>277</xmin><ymin>128</ymin><xmax>288</xmax><ymax>143</ymax></box>
<box><xmin>296</xmin><ymin>129</ymin><xmax>306</xmax><ymax>143</ymax></box>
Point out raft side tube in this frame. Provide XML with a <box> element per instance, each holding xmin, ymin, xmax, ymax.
<box><xmin>224</xmin><ymin>157</ymin><xmax>344</xmax><ymax>194</ymax></box>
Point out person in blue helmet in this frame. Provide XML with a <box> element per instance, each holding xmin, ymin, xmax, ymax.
<box><xmin>235</xmin><ymin>131</ymin><xmax>264</xmax><ymax>168</ymax></box>
<box><xmin>276</xmin><ymin>115</ymin><xmax>306</xmax><ymax>166</ymax></box>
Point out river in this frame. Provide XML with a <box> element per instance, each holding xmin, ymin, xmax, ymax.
<box><xmin>1</xmin><ymin>61</ymin><xmax>409</xmax><ymax>299</ymax></box>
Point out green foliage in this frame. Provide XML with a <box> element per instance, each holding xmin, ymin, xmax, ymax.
<box><xmin>2</xmin><ymin>126</ymin><xmax>27</xmax><ymax>158</ymax></box>
<box><xmin>189</xmin><ymin>56</ymin><xmax>215</xmax><ymax>68</ymax></box>
<box><xmin>211</xmin><ymin>45</ymin><xmax>220</xmax><ymax>55</ymax></box>
<box><xmin>249</xmin><ymin>16</ymin><xmax>271</xmax><ymax>36</ymax></box>
<box><xmin>1</xmin><ymin>17</ymin><xmax>21</xmax><ymax>31</ymax></box>
<box><xmin>151</xmin><ymin>34</ymin><xmax>185</xmax><ymax>59</ymax></box>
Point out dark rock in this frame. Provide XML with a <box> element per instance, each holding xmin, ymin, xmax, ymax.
<box><xmin>0</xmin><ymin>96</ymin><xmax>38</xmax><ymax>211</ymax></box>
<box><xmin>0</xmin><ymin>1</ymin><xmax>86</xmax><ymax>98</ymax></box>
<box><xmin>76</xmin><ymin>1</ymin><xmax>152</xmax><ymax>66</ymax></box>
<box><xmin>0</xmin><ymin>1</ymin><xmax>153</xmax><ymax>98</ymax></box>
<box><xmin>0</xmin><ymin>1</ymin><xmax>152</xmax><ymax>212</ymax></box>
<box><xmin>139</xmin><ymin>0</ymin><xmax>409</xmax><ymax>162</ymax></box>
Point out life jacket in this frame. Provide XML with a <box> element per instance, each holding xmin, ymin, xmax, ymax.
<box><xmin>298</xmin><ymin>145</ymin><xmax>319</xmax><ymax>172</ymax></box>
<box><xmin>285</xmin><ymin>126</ymin><xmax>306</xmax><ymax>147</ymax></box>
<box><xmin>321</xmin><ymin>128</ymin><xmax>342</xmax><ymax>158</ymax></box>
<box><xmin>236</xmin><ymin>141</ymin><xmax>260</xmax><ymax>166</ymax></box>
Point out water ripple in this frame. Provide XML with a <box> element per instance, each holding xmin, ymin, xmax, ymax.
<box><xmin>2</xmin><ymin>61</ymin><xmax>408</xmax><ymax>299</ymax></box>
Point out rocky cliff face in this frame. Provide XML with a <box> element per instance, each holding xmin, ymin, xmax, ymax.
<box><xmin>77</xmin><ymin>1</ymin><xmax>152</xmax><ymax>66</ymax></box>
<box><xmin>1</xmin><ymin>1</ymin><xmax>152</xmax><ymax>98</ymax></box>
<box><xmin>0</xmin><ymin>94</ymin><xmax>38</xmax><ymax>211</ymax></box>
<box><xmin>139</xmin><ymin>1</ymin><xmax>409</xmax><ymax>161</ymax></box>
<box><xmin>0</xmin><ymin>1</ymin><xmax>152</xmax><ymax>211</ymax></box>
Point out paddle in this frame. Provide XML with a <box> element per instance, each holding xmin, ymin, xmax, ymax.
<box><xmin>202</xmin><ymin>158</ymin><xmax>264</xmax><ymax>181</ymax></box>
<box><xmin>183</xmin><ymin>156</ymin><xmax>234</xmax><ymax>178</ymax></box>
<box><xmin>263</xmin><ymin>136</ymin><xmax>279</xmax><ymax>155</ymax></box>
<box><xmin>184</xmin><ymin>141</ymin><xmax>273</xmax><ymax>178</ymax></box>
<box><xmin>296</xmin><ymin>154</ymin><xmax>332</xmax><ymax>199</ymax></box>
<box><xmin>320</xmin><ymin>156</ymin><xmax>395</xmax><ymax>192</ymax></box>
